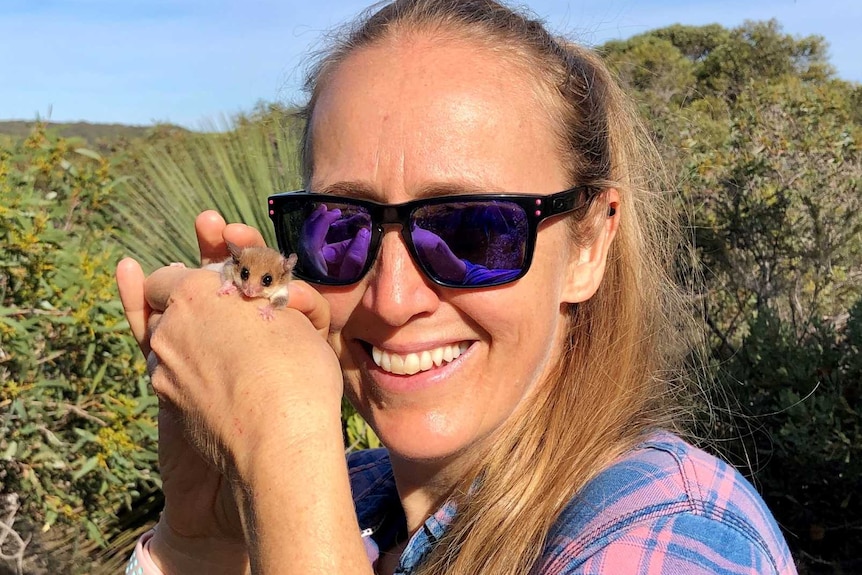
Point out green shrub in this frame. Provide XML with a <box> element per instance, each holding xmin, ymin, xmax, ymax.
<box><xmin>0</xmin><ymin>125</ymin><xmax>158</xmax><ymax>572</ymax></box>
<box><xmin>116</xmin><ymin>103</ymin><xmax>304</xmax><ymax>272</ymax></box>
<box><xmin>713</xmin><ymin>304</ymin><xmax>862</xmax><ymax>567</ymax></box>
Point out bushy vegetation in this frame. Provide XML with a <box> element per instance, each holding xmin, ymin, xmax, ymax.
<box><xmin>603</xmin><ymin>19</ymin><xmax>862</xmax><ymax>571</ymax></box>
<box><xmin>0</xmin><ymin>126</ymin><xmax>158</xmax><ymax>573</ymax></box>
<box><xmin>0</xmin><ymin>121</ymin><xmax>179</xmax><ymax>153</ymax></box>
<box><xmin>114</xmin><ymin>104</ymin><xmax>304</xmax><ymax>272</ymax></box>
<box><xmin>0</xmin><ymin>19</ymin><xmax>859</xmax><ymax>574</ymax></box>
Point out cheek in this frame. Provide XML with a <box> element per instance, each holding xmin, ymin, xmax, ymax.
<box><xmin>467</xmin><ymin>286</ymin><xmax>562</xmax><ymax>372</ymax></box>
<box><xmin>475</xmin><ymin>248</ymin><xmax>572</xmax><ymax>378</ymax></box>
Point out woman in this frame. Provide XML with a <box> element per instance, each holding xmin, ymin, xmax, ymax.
<box><xmin>116</xmin><ymin>0</ymin><xmax>796</xmax><ymax>573</ymax></box>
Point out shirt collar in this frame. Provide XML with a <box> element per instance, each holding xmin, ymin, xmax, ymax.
<box><xmin>350</xmin><ymin>449</ymin><xmax>459</xmax><ymax>573</ymax></box>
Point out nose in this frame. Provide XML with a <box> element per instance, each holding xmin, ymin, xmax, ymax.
<box><xmin>361</xmin><ymin>227</ymin><xmax>440</xmax><ymax>326</ymax></box>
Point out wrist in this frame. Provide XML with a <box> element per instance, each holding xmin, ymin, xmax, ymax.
<box><xmin>231</xmin><ymin>424</ymin><xmax>371</xmax><ymax>573</ymax></box>
<box><xmin>148</xmin><ymin>520</ymin><xmax>250</xmax><ymax>575</ymax></box>
<box><xmin>233</xmin><ymin>397</ymin><xmax>345</xmax><ymax>481</ymax></box>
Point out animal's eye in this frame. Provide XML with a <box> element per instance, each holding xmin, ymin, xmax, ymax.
<box><xmin>262</xmin><ymin>274</ymin><xmax>273</xmax><ymax>287</ymax></box>
<box><xmin>240</xmin><ymin>267</ymin><xmax>250</xmax><ymax>281</ymax></box>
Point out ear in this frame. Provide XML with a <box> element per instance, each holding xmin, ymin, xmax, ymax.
<box><xmin>561</xmin><ymin>188</ymin><xmax>620</xmax><ymax>304</ymax></box>
<box><xmin>226</xmin><ymin>240</ymin><xmax>243</xmax><ymax>262</ymax></box>
<box><xmin>284</xmin><ymin>252</ymin><xmax>298</xmax><ymax>274</ymax></box>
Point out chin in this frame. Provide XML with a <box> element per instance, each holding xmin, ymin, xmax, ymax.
<box><xmin>363</xmin><ymin>405</ymin><xmax>485</xmax><ymax>467</ymax></box>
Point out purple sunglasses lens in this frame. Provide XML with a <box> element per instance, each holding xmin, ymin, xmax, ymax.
<box><xmin>410</xmin><ymin>201</ymin><xmax>527</xmax><ymax>286</ymax></box>
<box><xmin>288</xmin><ymin>201</ymin><xmax>373</xmax><ymax>283</ymax></box>
<box><xmin>282</xmin><ymin>198</ymin><xmax>529</xmax><ymax>286</ymax></box>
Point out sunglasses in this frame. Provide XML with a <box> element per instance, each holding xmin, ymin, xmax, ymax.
<box><xmin>267</xmin><ymin>186</ymin><xmax>592</xmax><ymax>288</ymax></box>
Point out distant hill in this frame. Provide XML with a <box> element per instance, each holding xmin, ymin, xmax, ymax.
<box><xmin>0</xmin><ymin>120</ymin><xmax>187</xmax><ymax>143</ymax></box>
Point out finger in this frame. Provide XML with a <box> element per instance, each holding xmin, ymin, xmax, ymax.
<box><xmin>340</xmin><ymin>228</ymin><xmax>371</xmax><ymax>280</ymax></box>
<box><xmin>287</xmin><ymin>281</ymin><xmax>331</xmax><ymax>337</ymax></box>
<box><xmin>307</xmin><ymin>205</ymin><xmax>341</xmax><ymax>245</ymax></box>
<box><xmin>223</xmin><ymin>223</ymin><xmax>267</xmax><ymax>250</ymax></box>
<box><xmin>144</xmin><ymin>265</ymin><xmax>197</xmax><ymax>312</ymax></box>
<box><xmin>323</xmin><ymin>237</ymin><xmax>352</xmax><ymax>264</ymax></box>
<box><xmin>196</xmin><ymin>211</ymin><xmax>270</xmax><ymax>266</ymax></box>
<box><xmin>116</xmin><ymin>257</ymin><xmax>151</xmax><ymax>355</ymax></box>
<box><xmin>195</xmin><ymin>211</ymin><xmax>228</xmax><ymax>266</ymax></box>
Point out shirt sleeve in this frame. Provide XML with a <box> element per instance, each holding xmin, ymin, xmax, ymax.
<box><xmin>545</xmin><ymin>513</ymin><xmax>791</xmax><ymax>575</ymax></box>
<box><xmin>124</xmin><ymin>530</ymin><xmax>163</xmax><ymax>575</ymax></box>
<box><xmin>124</xmin><ymin>528</ymin><xmax>380</xmax><ymax>574</ymax></box>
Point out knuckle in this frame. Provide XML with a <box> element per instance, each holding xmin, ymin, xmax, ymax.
<box><xmin>149</xmin><ymin>370</ymin><xmax>170</xmax><ymax>399</ymax></box>
<box><xmin>172</xmin><ymin>269</ymin><xmax>217</xmax><ymax>304</ymax></box>
<box><xmin>149</xmin><ymin>321</ymin><xmax>170</xmax><ymax>356</ymax></box>
<box><xmin>171</xmin><ymin>274</ymin><xmax>198</xmax><ymax>302</ymax></box>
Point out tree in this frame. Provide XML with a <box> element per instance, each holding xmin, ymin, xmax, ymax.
<box><xmin>604</xmin><ymin>21</ymin><xmax>862</xmax><ymax>569</ymax></box>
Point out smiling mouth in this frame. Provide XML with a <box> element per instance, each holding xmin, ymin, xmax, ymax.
<box><xmin>370</xmin><ymin>342</ymin><xmax>470</xmax><ymax>375</ymax></box>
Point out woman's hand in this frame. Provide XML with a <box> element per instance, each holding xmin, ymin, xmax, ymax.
<box><xmin>117</xmin><ymin>211</ymin><xmax>340</xmax><ymax>573</ymax></box>
<box><xmin>117</xmin><ymin>212</ymin><xmax>263</xmax><ymax>571</ymax></box>
<box><xmin>144</xmin><ymin>263</ymin><xmax>343</xmax><ymax>476</ymax></box>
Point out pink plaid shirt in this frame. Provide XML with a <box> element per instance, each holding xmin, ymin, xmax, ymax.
<box><xmin>351</xmin><ymin>432</ymin><xmax>797</xmax><ymax>574</ymax></box>
<box><xmin>128</xmin><ymin>431</ymin><xmax>797</xmax><ymax>574</ymax></box>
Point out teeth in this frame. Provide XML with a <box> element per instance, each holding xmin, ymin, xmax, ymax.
<box><xmin>443</xmin><ymin>346</ymin><xmax>454</xmax><ymax>363</ymax></box>
<box><xmin>371</xmin><ymin>343</ymin><xmax>469</xmax><ymax>375</ymax></box>
<box><xmin>402</xmin><ymin>353</ymin><xmax>420</xmax><ymax>375</ymax></box>
<box><xmin>420</xmin><ymin>350</ymin><xmax>432</xmax><ymax>371</ymax></box>
<box><xmin>431</xmin><ymin>347</ymin><xmax>444</xmax><ymax>366</ymax></box>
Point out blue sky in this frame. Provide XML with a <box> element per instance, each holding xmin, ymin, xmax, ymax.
<box><xmin>1</xmin><ymin>0</ymin><xmax>859</xmax><ymax>128</ymax></box>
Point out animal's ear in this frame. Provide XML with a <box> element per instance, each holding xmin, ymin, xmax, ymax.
<box><xmin>226</xmin><ymin>240</ymin><xmax>243</xmax><ymax>262</ymax></box>
<box><xmin>284</xmin><ymin>252</ymin><xmax>298</xmax><ymax>273</ymax></box>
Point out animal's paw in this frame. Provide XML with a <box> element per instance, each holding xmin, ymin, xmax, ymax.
<box><xmin>217</xmin><ymin>281</ymin><xmax>238</xmax><ymax>296</ymax></box>
<box><xmin>258</xmin><ymin>305</ymin><xmax>276</xmax><ymax>321</ymax></box>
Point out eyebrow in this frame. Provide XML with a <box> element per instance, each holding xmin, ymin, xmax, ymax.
<box><xmin>313</xmin><ymin>180</ymin><xmax>506</xmax><ymax>200</ymax></box>
<box><xmin>314</xmin><ymin>181</ymin><xmax>376</xmax><ymax>198</ymax></box>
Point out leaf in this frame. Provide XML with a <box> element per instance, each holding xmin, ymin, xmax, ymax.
<box><xmin>74</xmin><ymin>147</ymin><xmax>102</xmax><ymax>161</ymax></box>
<box><xmin>73</xmin><ymin>427</ymin><xmax>99</xmax><ymax>443</ymax></box>
<box><xmin>1</xmin><ymin>440</ymin><xmax>17</xmax><ymax>460</ymax></box>
<box><xmin>83</xmin><ymin>342</ymin><xmax>96</xmax><ymax>373</ymax></box>
<box><xmin>133</xmin><ymin>395</ymin><xmax>158</xmax><ymax>415</ymax></box>
<box><xmin>42</xmin><ymin>509</ymin><xmax>58</xmax><ymax>532</ymax></box>
<box><xmin>87</xmin><ymin>362</ymin><xmax>108</xmax><ymax>396</ymax></box>
<box><xmin>72</xmin><ymin>455</ymin><xmax>100</xmax><ymax>481</ymax></box>
<box><xmin>35</xmin><ymin>379</ymin><xmax>71</xmax><ymax>390</ymax></box>
<box><xmin>0</xmin><ymin>313</ymin><xmax>25</xmax><ymax>332</ymax></box>
<box><xmin>41</xmin><ymin>427</ymin><xmax>65</xmax><ymax>447</ymax></box>
<box><xmin>85</xmin><ymin>519</ymin><xmax>106</xmax><ymax>547</ymax></box>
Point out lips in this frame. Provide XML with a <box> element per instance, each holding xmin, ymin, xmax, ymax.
<box><xmin>371</xmin><ymin>342</ymin><xmax>470</xmax><ymax>375</ymax></box>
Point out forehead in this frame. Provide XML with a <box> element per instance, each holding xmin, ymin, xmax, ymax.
<box><xmin>308</xmin><ymin>34</ymin><xmax>569</xmax><ymax>198</ymax></box>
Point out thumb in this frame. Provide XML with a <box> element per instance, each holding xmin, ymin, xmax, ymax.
<box><xmin>286</xmin><ymin>281</ymin><xmax>331</xmax><ymax>338</ymax></box>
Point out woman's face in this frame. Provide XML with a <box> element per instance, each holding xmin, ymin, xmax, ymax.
<box><xmin>309</xmin><ymin>36</ymin><xmax>598</xmax><ymax>464</ymax></box>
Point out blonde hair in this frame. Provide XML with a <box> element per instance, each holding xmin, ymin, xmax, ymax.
<box><xmin>298</xmin><ymin>1</ymin><xmax>695</xmax><ymax>573</ymax></box>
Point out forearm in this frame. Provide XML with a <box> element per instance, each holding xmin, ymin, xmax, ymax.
<box><xmin>236</xmin><ymin>413</ymin><xmax>373</xmax><ymax>575</ymax></box>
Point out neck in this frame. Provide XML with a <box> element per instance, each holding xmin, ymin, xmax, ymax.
<box><xmin>388</xmin><ymin>445</ymin><xmax>482</xmax><ymax>533</ymax></box>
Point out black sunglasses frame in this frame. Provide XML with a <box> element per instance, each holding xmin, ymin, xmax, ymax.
<box><xmin>267</xmin><ymin>186</ymin><xmax>592</xmax><ymax>288</ymax></box>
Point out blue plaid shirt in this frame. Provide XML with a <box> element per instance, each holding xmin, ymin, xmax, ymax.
<box><xmin>348</xmin><ymin>432</ymin><xmax>797</xmax><ymax>574</ymax></box>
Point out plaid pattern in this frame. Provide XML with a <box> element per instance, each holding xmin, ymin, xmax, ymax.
<box><xmin>349</xmin><ymin>432</ymin><xmax>797</xmax><ymax>574</ymax></box>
